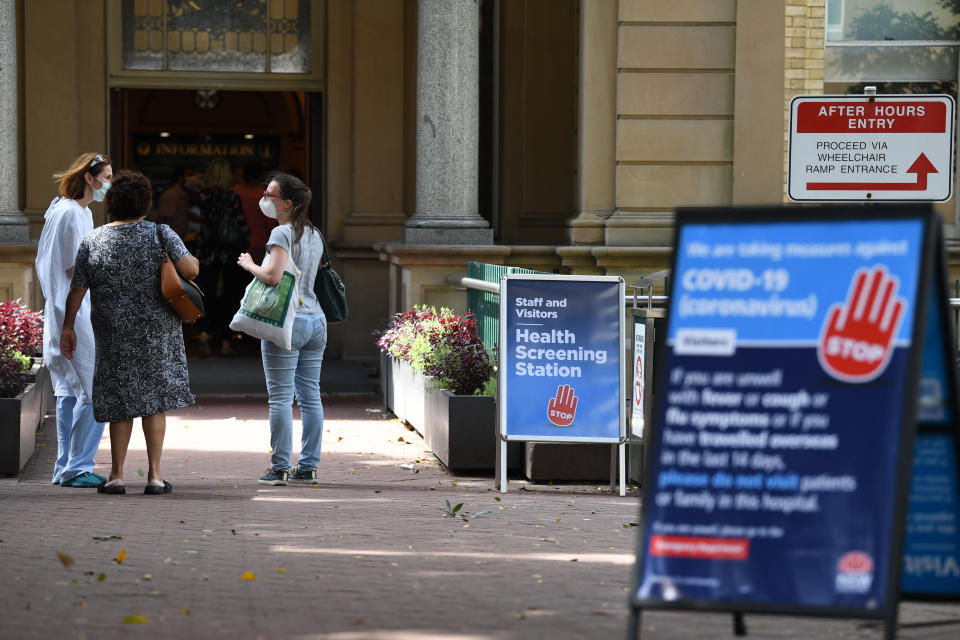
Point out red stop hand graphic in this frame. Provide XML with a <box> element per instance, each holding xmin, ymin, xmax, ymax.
<box><xmin>547</xmin><ymin>384</ymin><xmax>578</xmax><ymax>426</ymax></box>
<box><xmin>817</xmin><ymin>265</ymin><xmax>906</xmax><ymax>383</ymax></box>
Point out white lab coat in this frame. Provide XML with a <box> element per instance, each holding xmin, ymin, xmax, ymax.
<box><xmin>34</xmin><ymin>197</ymin><xmax>96</xmax><ymax>403</ymax></box>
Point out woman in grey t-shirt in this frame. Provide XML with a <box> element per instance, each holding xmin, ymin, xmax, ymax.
<box><xmin>237</xmin><ymin>172</ymin><xmax>327</xmax><ymax>486</ymax></box>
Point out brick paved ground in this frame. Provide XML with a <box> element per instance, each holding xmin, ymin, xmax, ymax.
<box><xmin>1</xmin><ymin>395</ymin><xmax>959</xmax><ymax>640</ymax></box>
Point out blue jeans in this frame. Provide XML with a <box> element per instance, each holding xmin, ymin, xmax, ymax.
<box><xmin>53</xmin><ymin>396</ymin><xmax>106</xmax><ymax>483</ymax></box>
<box><xmin>261</xmin><ymin>312</ymin><xmax>327</xmax><ymax>472</ymax></box>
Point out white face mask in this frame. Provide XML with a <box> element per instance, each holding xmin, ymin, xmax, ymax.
<box><xmin>91</xmin><ymin>179</ymin><xmax>110</xmax><ymax>202</ymax></box>
<box><xmin>259</xmin><ymin>196</ymin><xmax>279</xmax><ymax>219</ymax></box>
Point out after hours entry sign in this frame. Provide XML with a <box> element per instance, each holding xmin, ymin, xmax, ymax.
<box><xmin>788</xmin><ymin>95</ymin><xmax>955</xmax><ymax>202</ymax></box>
<box><xmin>629</xmin><ymin>206</ymin><xmax>960</xmax><ymax>637</ymax></box>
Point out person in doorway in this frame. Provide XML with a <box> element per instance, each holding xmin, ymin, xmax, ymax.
<box><xmin>155</xmin><ymin>166</ymin><xmax>192</xmax><ymax>239</ymax></box>
<box><xmin>60</xmin><ymin>170</ymin><xmax>199</xmax><ymax>495</ymax></box>
<box><xmin>34</xmin><ymin>153</ymin><xmax>111</xmax><ymax>488</ymax></box>
<box><xmin>233</xmin><ymin>158</ymin><xmax>277</xmax><ymax>265</ymax></box>
<box><xmin>237</xmin><ymin>172</ymin><xmax>327</xmax><ymax>486</ymax></box>
<box><xmin>195</xmin><ymin>158</ymin><xmax>249</xmax><ymax>357</ymax></box>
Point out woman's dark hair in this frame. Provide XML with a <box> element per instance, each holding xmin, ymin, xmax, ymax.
<box><xmin>105</xmin><ymin>170</ymin><xmax>153</xmax><ymax>221</ymax></box>
<box><xmin>267</xmin><ymin>171</ymin><xmax>314</xmax><ymax>242</ymax></box>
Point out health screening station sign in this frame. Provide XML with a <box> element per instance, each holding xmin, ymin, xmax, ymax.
<box><xmin>499</xmin><ymin>274</ymin><xmax>625</xmax><ymax>443</ymax></box>
<box><xmin>788</xmin><ymin>94</ymin><xmax>955</xmax><ymax>202</ymax></box>
<box><xmin>628</xmin><ymin>205</ymin><xmax>960</xmax><ymax>636</ymax></box>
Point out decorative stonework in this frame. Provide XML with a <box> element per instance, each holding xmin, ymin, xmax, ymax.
<box><xmin>783</xmin><ymin>0</ymin><xmax>826</xmax><ymax>203</ymax></box>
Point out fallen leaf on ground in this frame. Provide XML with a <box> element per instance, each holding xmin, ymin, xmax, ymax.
<box><xmin>122</xmin><ymin>615</ymin><xmax>148</xmax><ymax>624</ymax></box>
<box><xmin>56</xmin><ymin>550</ymin><xmax>74</xmax><ymax>568</ymax></box>
<box><xmin>116</xmin><ymin>549</ymin><xmax>127</xmax><ymax>564</ymax></box>
<box><xmin>97</xmin><ymin>573</ymin><xmax>106</xmax><ymax>582</ymax></box>
<box><xmin>241</xmin><ymin>571</ymin><xmax>256</xmax><ymax>581</ymax></box>
<box><xmin>276</xmin><ymin>568</ymin><xmax>287</xmax><ymax>573</ymax></box>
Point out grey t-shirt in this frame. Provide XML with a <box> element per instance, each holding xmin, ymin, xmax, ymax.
<box><xmin>266</xmin><ymin>223</ymin><xmax>323</xmax><ymax>314</ymax></box>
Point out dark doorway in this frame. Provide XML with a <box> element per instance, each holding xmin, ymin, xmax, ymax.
<box><xmin>108</xmin><ymin>88</ymin><xmax>318</xmax><ymax>360</ymax></box>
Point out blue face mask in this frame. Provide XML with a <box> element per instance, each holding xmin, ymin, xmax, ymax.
<box><xmin>91</xmin><ymin>179</ymin><xmax>110</xmax><ymax>202</ymax></box>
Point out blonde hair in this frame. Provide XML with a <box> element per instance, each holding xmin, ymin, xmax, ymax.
<box><xmin>53</xmin><ymin>153</ymin><xmax>111</xmax><ymax>200</ymax></box>
<box><xmin>203</xmin><ymin>158</ymin><xmax>235</xmax><ymax>192</ymax></box>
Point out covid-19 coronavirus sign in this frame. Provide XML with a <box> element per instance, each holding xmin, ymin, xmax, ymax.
<box><xmin>627</xmin><ymin>205</ymin><xmax>960</xmax><ymax>640</ymax></box>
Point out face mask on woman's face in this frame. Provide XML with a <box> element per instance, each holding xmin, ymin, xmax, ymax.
<box><xmin>91</xmin><ymin>178</ymin><xmax>111</xmax><ymax>202</ymax></box>
<box><xmin>259</xmin><ymin>196</ymin><xmax>279</xmax><ymax>219</ymax></box>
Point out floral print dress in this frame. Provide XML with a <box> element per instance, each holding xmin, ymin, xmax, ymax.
<box><xmin>71</xmin><ymin>221</ymin><xmax>195</xmax><ymax>422</ymax></box>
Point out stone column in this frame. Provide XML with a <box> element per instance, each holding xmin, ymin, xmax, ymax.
<box><xmin>0</xmin><ymin>0</ymin><xmax>28</xmax><ymax>243</ymax></box>
<box><xmin>405</xmin><ymin>0</ymin><xmax>492</xmax><ymax>244</ymax></box>
<box><xmin>567</xmin><ymin>0</ymin><xmax>617</xmax><ymax>246</ymax></box>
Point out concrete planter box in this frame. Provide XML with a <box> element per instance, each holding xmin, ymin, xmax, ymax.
<box><xmin>0</xmin><ymin>380</ymin><xmax>43</xmax><ymax>475</ymax></box>
<box><xmin>386</xmin><ymin>356</ymin><xmax>427</xmax><ymax>433</ymax></box>
<box><xmin>425</xmin><ymin>387</ymin><xmax>522</xmax><ymax>472</ymax></box>
<box><xmin>383</xmin><ymin>355</ymin><xmax>520</xmax><ymax>472</ymax></box>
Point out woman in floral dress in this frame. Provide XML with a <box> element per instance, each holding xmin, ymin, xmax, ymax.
<box><xmin>60</xmin><ymin>171</ymin><xmax>199</xmax><ymax>495</ymax></box>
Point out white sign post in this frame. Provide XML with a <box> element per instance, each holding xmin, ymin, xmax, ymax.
<box><xmin>631</xmin><ymin>322</ymin><xmax>645</xmax><ymax>438</ymax></box>
<box><xmin>788</xmin><ymin>94</ymin><xmax>955</xmax><ymax>202</ymax></box>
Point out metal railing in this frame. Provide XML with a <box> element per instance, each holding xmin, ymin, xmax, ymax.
<box><xmin>459</xmin><ymin>262</ymin><xmax>545</xmax><ymax>354</ymax></box>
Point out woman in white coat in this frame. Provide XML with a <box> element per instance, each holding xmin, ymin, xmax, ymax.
<box><xmin>34</xmin><ymin>153</ymin><xmax>112</xmax><ymax>487</ymax></box>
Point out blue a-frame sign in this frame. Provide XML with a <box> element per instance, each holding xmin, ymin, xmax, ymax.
<box><xmin>628</xmin><ymin>205</ymin><xmax>960</xmax><ymax>639</ymax></box>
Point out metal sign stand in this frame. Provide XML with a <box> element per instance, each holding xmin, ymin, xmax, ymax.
<box><xmin>495</xmin><ymin>274</ymin><xmax>626</xmax><ymax>496</ymax></box>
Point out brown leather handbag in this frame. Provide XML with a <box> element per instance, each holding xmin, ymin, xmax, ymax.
<box><xmin>156</xmin><ymin>223</ymin><xmax>204</xmax><ymax>323</ymax></box>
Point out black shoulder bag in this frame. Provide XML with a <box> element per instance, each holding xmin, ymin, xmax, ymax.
<box><xmin>314</xmin><ymin>230</ymin><xmax>348</xmax><ymax>323</ymax></box>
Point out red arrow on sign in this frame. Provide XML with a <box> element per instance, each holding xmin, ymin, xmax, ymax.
<box><xmin>806</xmin><ymin>153</ymin><xmax>938</xmax><ymax>191</ymax></box>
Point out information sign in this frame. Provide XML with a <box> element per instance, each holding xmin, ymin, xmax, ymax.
<box><xmin>632</xmin><ymin>321</ymin><xmax>646</xmax><ymax>438</ymax></box>
<box><xmin>497</xmin><ymin>274</ymin><xmax>626</xmax><ymax>493</ymax></box>
<box><xmin>499</xmin><ymin>274</ymin><xmax>623</xmax><ymax>442</ymax></box>
<box><xmin>628</xmin><ymin>205</ymin><xmax>960</xmax><ymax>639</ymax></box>
<box><xmin>902</xmin><ymin>280</ymin><xmax>960</xmax><ymax>598</ymax></box>
<box><xmin>788</xmin><ymin>95</ymin><xmax>955</xmax><ymax>202</ymax></box>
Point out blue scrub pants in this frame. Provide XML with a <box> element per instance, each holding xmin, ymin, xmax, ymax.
<box><xmin>53</xmin><ymin>396</ymin><xmax>106</xmax><ymax>483</ymax></box>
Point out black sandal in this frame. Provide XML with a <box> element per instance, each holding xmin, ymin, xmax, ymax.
<box><xmin>97</xmin><ymin>480</ymin><xmax>126</xmax><ymax>495</ymax></box>
<box><xmin>144</xmin><ymin>480</ymin><xmax>173</xmax><ymax>495</ymax></box>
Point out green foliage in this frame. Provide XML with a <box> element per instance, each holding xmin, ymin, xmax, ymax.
<box><xmin>441</xmin><ymin>500</ymin><xmax>464</xmax><ymax>517</ymax></box>
<box><xmin>480</xmin><ymin>375</ymin><xmax>497</xmax><ymax>398</ymax></box>
<box><xmin>376</xmin><ymin>305</ymin><xmax>495</xmax><ymax>396</ymax></box>
<box><xmin>0</xmin><ymin>299</ymin><xmax>43</xmax><ymax>398</ymax></box>
<box><xmin>0</xmin><ymin>347</ymin><xmax>31</xmax><ymax>398</ymax></box>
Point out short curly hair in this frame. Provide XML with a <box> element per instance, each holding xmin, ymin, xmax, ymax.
<box><xmin>105</xmin><ymin>170</ymin><xmax>153</xmax><ymax>221</ymax></box>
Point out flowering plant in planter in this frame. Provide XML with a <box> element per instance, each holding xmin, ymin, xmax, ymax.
<box><xmin>377</xmin><ymin>305</ymin><xmax>494</xmax><ymax>396</ymax></box>
<box><xmin>0</xmin><ymin>299</ymin><xmax>44</xmax><ymax>398</ymax></box>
